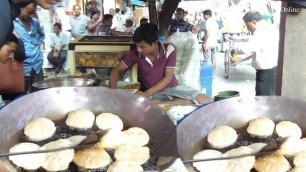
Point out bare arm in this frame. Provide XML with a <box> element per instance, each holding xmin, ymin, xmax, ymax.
<box><xmin>109</xmin><ymin>62</ymin><xmax>127</xmax><ymax>89</ymax></box>
<box><xmin>87</xmin><ymin>20</ymin><xmax>98</xmax><ymax>30</ymax></box>
<box><xmin>143</xmin><ymin>68</ymin><xmax>175</xmax><ymax>97</ymax></box>
<box><xmin>51</xmin><ymin>46</ymin><xmax>56</xmax><ymax>52</ymax></box>
<box><xmin>110</xmin><ymin>29</ymin><xmax>132</xmax><ymax>36</ymax></box>
<box><xmin>203</xmin><ymin>29</ymin><xmax>209</xmax><ymax>45</ymax></box>
<box><xmin>192</xmin><ymin>25</ymin><xmax>200</xmax><ymax>35</ymax></box>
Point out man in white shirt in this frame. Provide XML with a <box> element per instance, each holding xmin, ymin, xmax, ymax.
<box><xmin>47</xmin><ymin>23</ymin><xmax>67</xmax><ymax>73</ymax></box>
<box><xmin>202</xmin><ymin>10</ymin><xmax>219</xmax><ymax>73</ymax></box>
<box><xmin>69</xmin><ymin>4</ymin><xmax>90</xmax><ymax>38</ymax></box>
<box><xmin>231</xmin><ymin>11</ymin><xmax>278</xmax><ymax>96</ymax></box>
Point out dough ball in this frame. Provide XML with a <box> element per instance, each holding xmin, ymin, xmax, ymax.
<box><xmin>279</xmin><ymin>137</ymin><xmax>306</xmax><ymax>157</ymax></box>
<box><xmin>224</xmin><ymin>146</ymin><xmax>255</xmax><ymax>172</ymax></box>
<box><xmin>292</xmin><ymin>167</ymin><xmax>306</xmax><ymax>172</ymax></box>
<box><xmin>192</xmin><ymin>149</ymin><xmax>226</xmax><ymax>172</ymax></box>
<box><xmin>248</xmin><ymin>143</ymin><xmax>267</xmax><ymax>153</ymax></box>
<box><xmin>276</xmin><ymin>121</ymin><xmax>302</xmax><ymax>138</ymax></box>
<box><xmin>65</xmin><ymin>135</ymin><xmax>86</xmax><ymax>146</ymax></box>
<box><xmin>207</xmin><ymin>126</ymin><xmax>238</xmax><ymax>149</ymax></box>
<box><xmin>247</xmin><ymin>117</ymin><xmax>275</xmax><ymax>137</ymax></box>
<box><xmin>254</xmin><ymin>154</ymin><xmax>291</xmax><ymax>172</ymax></box>
<box><xmin>114</xmin><ymin>144</ymin><xmax>150</xmax><ymax>165</ymax></box>
<box><xmin>107</xmin><ymin>160</ymin><xmax>143</xmax><ymax>172</ymax></box>
<box><xmin>41</xmin><ymin>139</ymin><xmax>75</xmax><ymax>171</ymax></box>
<box><xmin>65</xmin><ymin>109</ymin><xmax>95</xmax><ymax>130</ymax></box>
<box><xmin>9</xmin><ymin>143</ymin><xmax>44</xmax><ymax>170</ymax></box>
<box><xmin>73</xmin><ymin>148</ymin><xmax>111</xmax><ymax>170</ymax></box>
<box><xmin>98</xmin><ymin>129</ymin><xmax>129</xmax><ymax>150</ymax></box>
<box><xmin>123</xmin><ymin>127</ymin><xmax>150</xmax><ymax>147</ymax></box>
<box><xmin>95</xmin><ymin>113</ymin><xmax>124</xmax><ymax>131</ymax></box>
<box><xmin>294</xmin><ymin>151</ymin><xmax>306</xmax><ymax>167</ymax></box>
<box><xmin>24</xmin><ymin>117</ymin><xmax>56</xmax><ymax>142</ymax></box>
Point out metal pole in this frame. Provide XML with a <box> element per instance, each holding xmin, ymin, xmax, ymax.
<box><xmin>148</xmin><ymin>0</ymin><xmax>157</xmax><ymax>25</ymax></box>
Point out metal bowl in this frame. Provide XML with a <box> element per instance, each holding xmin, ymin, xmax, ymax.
<box><xmin>0</xmin><ymin>87</ymin><xmax>177</xmax><ymax>171</ymax></box>
<box><xmin>177</xmin><ymin>96</ymin><xmax>306</xmax><ymax>171</ymax></box>
<box><xmin>33</xmin><ymin>78</ymin><xmax>96</xmax><ymax>89</ymax></box>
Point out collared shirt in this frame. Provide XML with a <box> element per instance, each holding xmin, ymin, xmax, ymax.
<box><xmin>69</xmin><ymin>15</ymin><xmax>90</xmax><ymax>38</ymax></box>
<box><xmin>14</xmin><ymin>18</ymin><xmax>45</xmax><ymax>76</ymax></box>
<box><xmin>240</xmin><ymin>20</ymin><xmax>279</xmax><ymax>70</ymax></box>
<box><xmin>124</xmin><ymin>26</ymin><xmax>135</xmax><ymax>33</ymax></box>
<box><xmin>122</xmin><ymin>43</ymin><xmax>179</xmax><ymax>90</ymax></box>
<box><xmin>50</xmin><ymin>32</ymin><xmax>67</xmax><ymax>50</ymax></box>
<box><xmin>169</xmin><ymin>19</ymin><xmax>194</xmax><ymax>35</ymax></box>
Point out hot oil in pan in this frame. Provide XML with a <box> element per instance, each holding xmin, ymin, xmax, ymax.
<box><xmin>202</xmin><ymin>126</ymin><xmax>279</xmax><ymax>153</ymax></box>
<box><xmin>191</xmin><ymin>126</ymin><xmax>282</xmax><ymax>172</ymax></box>
<box><xmin>16</xmin><ymin>118</ymin><xmax>158</xmax><ymax>172</ymax></box>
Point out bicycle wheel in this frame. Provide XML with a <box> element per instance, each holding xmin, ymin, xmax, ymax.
<box><xmin>224</xmin><ymin>50</ymin><xmax>230</xmax><ymax>79</ymax></box>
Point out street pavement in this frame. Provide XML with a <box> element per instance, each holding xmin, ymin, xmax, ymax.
<box><xmin>212</xmin><ymin>51</ymin><xmax>256</xmax><ymax>98</ymax></box>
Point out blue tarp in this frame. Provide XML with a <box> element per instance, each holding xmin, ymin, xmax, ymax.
<box><xmin>133</xmin><ymin>0</ymin><xmax>146</xmax><ymax>6</ymax></box>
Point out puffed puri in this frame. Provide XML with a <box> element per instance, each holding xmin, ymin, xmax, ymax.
<box><xmin>254</xmin><ymin>154</ymin><xmax>291</xmax><ymax>172</ymax></box>
<box><xmin>107</xmin><ymin>160</ymin><xmax>143</xmax><ymax>172</ymax></box>
<box><xmin>247</xmin><ymin>117</ymin><xmax>275</xmax><ymax>138</ymax></box>
<box><xmin>95</xmin><ymin>113</ymin><xmax>124</xmax><ymax>131</ymax></box>
<box><xmin>207</xmin><ymin>125</ymin><xmax>238</xmax><ymax>149</ymax></box>
<box><xmin>73</xmin><ymin>148</ymin><xmax>112</xmax><ymax>170</ymax></box>
<box><xmin>24</xmin><ymin>117</ymin><xmax>56</xmax><ymax>142</ymax></box>
<box><xmin>114</xmin><ymin>144</ymin><xmax>150</xmax><ymax>165</ymax></box>
<box><xmin>9</xmin><ymin>142</ymin><xmax>45</xmax><ymax>170</ymax></box>
<box><xmin>65</xmin><ymin>109</ymin><xmax>95</xmax><ymax>130</ymax></box>
<box><xmin>192</xmin><ymin>149</ymin><xmax>226</xmax><ymax>172</ymax></box>
<box><xmin>123</xmin><ymin>127</ymin><xmax>150</xmax><ymax>147</ymax></box>
<box><xmin>41</xmin><ymin>139</ymin><xmax>75</xmax><ymax>171</ymax></box>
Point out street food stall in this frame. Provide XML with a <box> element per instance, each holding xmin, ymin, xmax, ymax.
<box><xmin>68</xmin><ymin>35</ymin><xmax>138</xmax><ymax>82</ymax></box>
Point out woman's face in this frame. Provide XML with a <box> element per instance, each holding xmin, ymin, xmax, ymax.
<box><xmin>0</xmin><ymin>42</ymin><xmax>17</xmax><ymax>64</ymax></box>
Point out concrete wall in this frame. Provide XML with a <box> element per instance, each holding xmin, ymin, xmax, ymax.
<box><xmin>282</xmin><ymin>9</ymin><xmax>306</xmax><ymax>101</ymax></box>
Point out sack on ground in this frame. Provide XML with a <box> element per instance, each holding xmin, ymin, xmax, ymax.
<box><xmin>167</xmin><ymin>31</ymin><xmax>201</xmax><ymax>90</ymax></box>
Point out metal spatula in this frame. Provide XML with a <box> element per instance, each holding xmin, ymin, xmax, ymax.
<box><xmin>182</xmin><ymin>137</ymin><xmax>288</xmax><ymax>164</ymax></box>
<box><xmin>0</xmin><ymin>131</ymin><xmax>105</xmax><ymax>157</ymax></box>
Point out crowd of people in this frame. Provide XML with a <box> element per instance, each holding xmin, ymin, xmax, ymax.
<box><xmin>0</xmin><ymin>0</ymin><xmax>278</xmax><ymax>110</ymax></box>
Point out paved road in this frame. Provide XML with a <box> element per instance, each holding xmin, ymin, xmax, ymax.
<box><xmin>212</xmin><ymin>51</ymin><xmax>256</xmax><ymax>98</ymax></box>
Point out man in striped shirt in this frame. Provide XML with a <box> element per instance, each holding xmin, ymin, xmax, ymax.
<box><xmin>168</xmin><ymin>8</ymin><xmax>200</xmax><ymax>36</ymax></box>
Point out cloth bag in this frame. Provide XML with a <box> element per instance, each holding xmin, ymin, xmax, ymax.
<box><xmin>0</xmin><ymin>60</ymin><xmax>25</xmax><ymax>94</ymax></box>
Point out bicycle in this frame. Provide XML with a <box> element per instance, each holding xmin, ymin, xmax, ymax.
<box><xmin>222</xmin><ymin>33</ymin><xmax>250</xmax><ymax>79</ymax></box>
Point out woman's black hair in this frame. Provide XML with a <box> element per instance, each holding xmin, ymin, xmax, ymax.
<box><xmin>90</xmin><ymin>7</ymin><xmax>101</xmax><ymax>19</ymax></box>
<box><xmin>5</xmin><ymin>33</ymin><xmax>26</xmax><ymax>62</ymax></box>
<box><xmin>132</xmin><ymin>23</ymin><xmax>158</xmax><ymax>45</ymax></box>
<box><xmin>5</xmin><ymin>33</ymin><xmax>18</xmax><ymax>45</ymax></box>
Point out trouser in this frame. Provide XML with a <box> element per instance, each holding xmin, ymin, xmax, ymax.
<box><xmin>47</xmin><ymin>50</ymin><xmax>67</xmax><ymax>71</ymax></box>
<box><xmin>203</xmin><ymin>46</ymin><xmax>216</xmax><ymax>62</ymax></box>
<box><xmin>255</xmin><ymin>66</ymin><xmax>277</xmax><ymax>96</ymax></box>
<box><xmin>25</xmin><ymin>68</ymin><xmax>44</xmax><ymax>93</ymax></box>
